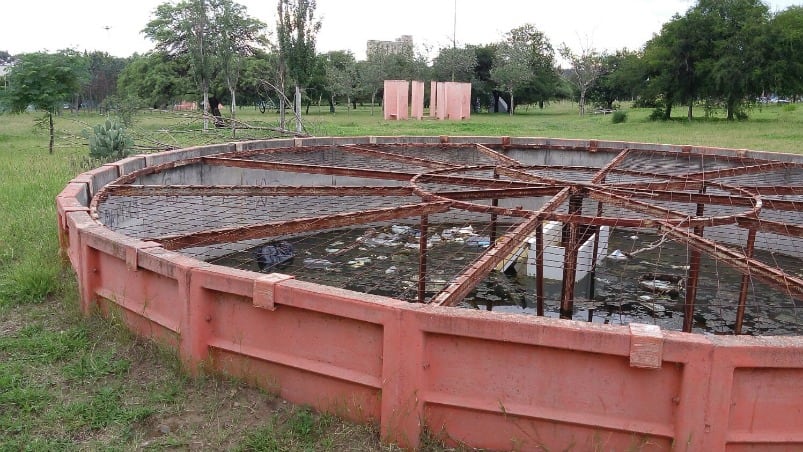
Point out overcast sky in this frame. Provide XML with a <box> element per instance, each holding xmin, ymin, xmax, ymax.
<box><xmin>2</xmin><ymin>0</ymin><xmax>800</xmax><ymax>61</ymax></box>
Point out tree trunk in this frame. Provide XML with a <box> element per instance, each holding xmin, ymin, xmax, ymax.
<box><xmin>203</xmin><ymin>85</ymin><xmax>210</xmax><ymax>132</ymax></box>
<box><xmin>509</xmin><ymin>90</ymin><xmax>514</xmax><ymax>115</ymax></box>
<box><xmin>687</xmin><ymin>103</ymin><xmax>693</xmax><ymax>122</ymax></box>
<box><xmin>347</xmin><ymin>96</ymin><xmax>351</xmax><ymax>115</ymax></box>
<box><xmin>329</xmin><ymin>95</ymin><xmax>335</xmax><ymax>114</ymax></box>
<box><xmin>48</xmin><ymin>111</ymin><xmax>54</xmax><ymax>154</ymax></box>
<box><xmin>295</xmin><ymin>85</ymin><xmax>303</xmax><ymax>134</ymax></box>
<box><xmin>579</xmin><ymin>90</ymin><xmax>586</xmax><ymax>116</ymax></box>
<box><xmin>230</xmin><ymin>86</ymin><xmax>238</xmax><ymax>138</ymax></box>
<box><xmin>370</xmin><ymin>91</ymin><xmax>376</xmax><ymax>116</ymax></box>
<box><xmin>279</xmin><ymin>97</ymin><xmax>286</xmax><ymax>129</ymax></box>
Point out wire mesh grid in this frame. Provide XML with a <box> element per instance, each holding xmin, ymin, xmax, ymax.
<box><xmin>92</xmin><ymin>142</ymin><xmax>803</xmax><ymax>335</ymax></box>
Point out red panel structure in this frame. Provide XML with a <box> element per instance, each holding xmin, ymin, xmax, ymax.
<box><xmin>58</xmin><ymin>136</ymin><xmax>803</xmax><ymax>450</ymax></box>
<box><xmin>411</xmin><ymin>80</ymin><xmax>425</xmax><ymax>119</ymax></box>
<box><xmin>436</xmin><ymin>82</ymin><xmax>447</xmax><ymax>120</ymax></box>
<box><xmin>444</xmin><ymin>81</ymin><xmax>471</xmax><ymax>120</ymax></box>
<box><xmin>429</xmin><ymin>80</ymin><xmax>437</xmax><ymax>118</ymax></box>
<box><xmin>383</xmin><ymin>80</ymin><xmax>409</xmax><ymax>120</ymax></box>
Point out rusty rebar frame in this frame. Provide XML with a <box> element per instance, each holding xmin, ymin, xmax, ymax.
<box><xmin>92</xmin><ymin>142</ymin><xmax>803</xmax><ymax>334</ymax></box>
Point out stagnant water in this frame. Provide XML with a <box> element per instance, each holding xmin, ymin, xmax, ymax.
<box><xmin>212</xmin><ymin>226</ymin><xmax>803</xmax><ymax>336</ymax></box>
<box><xmin>463</xmin><ymin>229</ymin><xmax>803</xmax><ymax>335</ymax></box>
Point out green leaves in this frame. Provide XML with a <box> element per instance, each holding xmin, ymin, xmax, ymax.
<box><xmin>85</xmin><ymin>119</ymin><xmax>133</xmax><ymax>160</ymax></box>
<box><xmin>2</xmin><ymin>52</ymin><xmax>86</xmax><ymax>114</ymax></box>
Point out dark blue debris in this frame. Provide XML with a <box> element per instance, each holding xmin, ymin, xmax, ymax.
<box><xmin>255</xmin><ymin>241</ymin><xmax>295</xmax><ymax>272</ymax></box>
<box><xmin>466</xmin><ymin>236</ymin><xmax>491</xmax><ymax>248</ymax></box>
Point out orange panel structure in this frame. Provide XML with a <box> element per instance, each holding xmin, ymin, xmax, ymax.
<box><xmin>57</xmin><ymin>136</ymin><xmax>803</xmax><ymax>450</ymax></box>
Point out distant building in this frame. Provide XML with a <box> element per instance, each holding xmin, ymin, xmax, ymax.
<box><xmin>366</xmin><ymin>35</ymin><xmax>413</xmax><ymax>58</ymax></box>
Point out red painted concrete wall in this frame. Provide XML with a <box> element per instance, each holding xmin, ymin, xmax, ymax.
<box><xmin>57</xmin><ymin>137</ymin><xmax>803</xmax><ymax>451</ymax></box>
<box><xmin>383</xmin><ymin>80</ymin><xmax>409</xmax><ymax>120</ymax></box>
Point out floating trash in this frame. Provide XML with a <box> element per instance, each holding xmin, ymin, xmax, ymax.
<box><xmin>256</xmin><ymin>241</ymin><xmax>295</xmax><ymax>272</ymax></box>
<box><xmin>466</xmin><ymin>236</ymin><xmax>491</xmax><ymax>248</ymax></box>
<box><xmin>303</xmin><ymin>258</ymin><xmax>335</xmax><ymax>270</ymax></box>
<box><xmin>366</xmin><ymin>233</ymin><xmax>401</xmax><ymax>248</ymax></box>
<box><xmin>607</xmin><ymin>249</ymin><xmax>630</xmax><ymax>261</ymax></box>
<box><xmin>638</xmin><ymin>300</ymin><xmax>667</xmax><ymax>314</ymax></box>
<box><xmin>391</xmin><ymin>225</ymin><xmax>410</xmax><ymax>234</ymax></box>
<box><xmin>638</xmin><ymin>273</ymin><xmax>684</xmax><ymax>298</ymax></box>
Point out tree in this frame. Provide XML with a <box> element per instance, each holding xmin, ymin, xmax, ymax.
<box><xmin>209</xmin><ymin>0</ymin><xmax>267</xmax><ymax>131</ymax></box>
<box><xmin>431</xmin><ymin>46</ymin><xmax>477</xmax><ymax>83</ymax></box>
<box><xmin>490</xmin><ymin>42</ymin><xmax>530</xmax><ymax>114</ymax></box>
<box><xmin>356</xmin><ymin>55</ymin><xmax>385</xmax><ymax>115</ymax></box>
<box><xmin>767</xmin><ymin>5</ymin><xmax>803</xmax><ymax>102</ymax></box>
<box><xmin>693</xmin><ymin>0</ymin><xmax>770</xmax><ymax>120</ymax></box>
<box><xmin>144</xmin><ymin>0</ymin><xmax>216</xmax><ymax>130</ymax></box>
<box><xmin>559</xmin><ymin>43</ymin><xmax>604</xmax><ymax>115</ymax></box>
<box><xmin>642</xmin><ymin>13</ymin><xmax>700</xmax><ymax>120</ymax></box>
<box><xmin>2</xmin><ymin>51</ymin><xmax>88</xmax><ymax>153</ymax></box>
<box><xmin>588</xmin><ymin>49</ymin><xmax>646</xmax><ymax>110</ymax></box>
<box><xmin>508</xmin><ymin>24</ymin><xmax>560</xmax><ymax>109</ymax></box>
<box><xmin>0</xmin><ymin>50</ymin><xmax>13</xmax><ymax>65</ymax></box>
<box><xmin>237</xmin><ymin>49</ymin><xmax>279</xmax><ymax>108</ymax></box>
<box><xmin>322</xmin><ymin>50</ymin><xmax>357</xmax><ymax>113</ymax></box>
<box><xmin>491</xmin><ymin>25</ymin><xmax>559</xmax><ymax>113</ymax></box>
<box><xmin>472</xmin><ymin>44</ymin><xmax>498</xmax><ymax>111</ymax></box>
<box><xmin>276</xmin><ymin>0</ymin><xmax>321</xmax><ymax>132</ymax></box>
<box><xmin>117</xmin><ymin>52</ymin><xmax>194</xmax><ymax>109</ymax></box>
<box><xmin>82</xmin><ymin>51</ymin><xmax>128</xmax><ymax>110</ymax></box>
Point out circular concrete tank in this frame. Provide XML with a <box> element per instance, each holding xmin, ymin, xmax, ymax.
<box><xmin>58</xmin><ymin>136</ymin><xmax>803</xmax><ymax>450</ymax></box>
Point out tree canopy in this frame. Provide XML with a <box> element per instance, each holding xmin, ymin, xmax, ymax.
<box><xmin>4</xmin><ymin>0</ymin><xmax>802</xmax><ymax>127</ymax></box>
<box><xmin>1</xmin><ymin>51</ymin><xmax>88</xmax><ymax>152</ymax></box>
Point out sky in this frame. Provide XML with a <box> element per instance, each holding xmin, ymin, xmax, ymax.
<box><xmin>1</xmin><ymin>0</ymin><xmax>800</xmax><ymax>62</ymax></box>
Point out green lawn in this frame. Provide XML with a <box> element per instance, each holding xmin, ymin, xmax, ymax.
<box><xmin>0</xmin><ymin>102</ymin><xmax>800</xmax><ymax>450</ymax></box>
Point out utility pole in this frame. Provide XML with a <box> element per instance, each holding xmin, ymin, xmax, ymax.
<box><xmin>451</xmin><ymin>0</ymin><xmax>456</xmax><ymax>82</ymax></box>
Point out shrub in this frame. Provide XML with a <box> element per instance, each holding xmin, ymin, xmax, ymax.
<box><xmin>648</xmin><ymin>107</ymin><xmax>666</xmax><ymax>121</ymax></box>
<box><xmin>85</xmin><ymin>119</ymin><xmax>133</xmax><ymax>160</ymax></box>
<box><xmin>611</xmin><ymin>110</ymin><xmax>628</xmax><ymax>124</ymax></box>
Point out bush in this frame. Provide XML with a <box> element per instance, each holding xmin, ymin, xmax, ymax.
<box><xmin>611</xmin><ymin>110</ymin><xmax>628</xmax><ymax>124</ymax></box>
<box><xmin>648</xmin><ymin>107</ymin><xmax>667</xmax><ymax>121</ymax></box>
<box><xmin>85</xmin><ymin>119</ymin><xmax>133</xmax><ymax>160</ymax></box>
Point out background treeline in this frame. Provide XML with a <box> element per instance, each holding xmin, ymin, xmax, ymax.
<box><xmin>1</xmin><ymin>0</ymin><xmax>801</xmax><ymax>121</ymax></box>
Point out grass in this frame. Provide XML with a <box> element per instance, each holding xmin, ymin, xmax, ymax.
<box><xmin>0</xmin><ymin>101</ymin><xmax>801</xmax><ymax>450</ymax></box>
